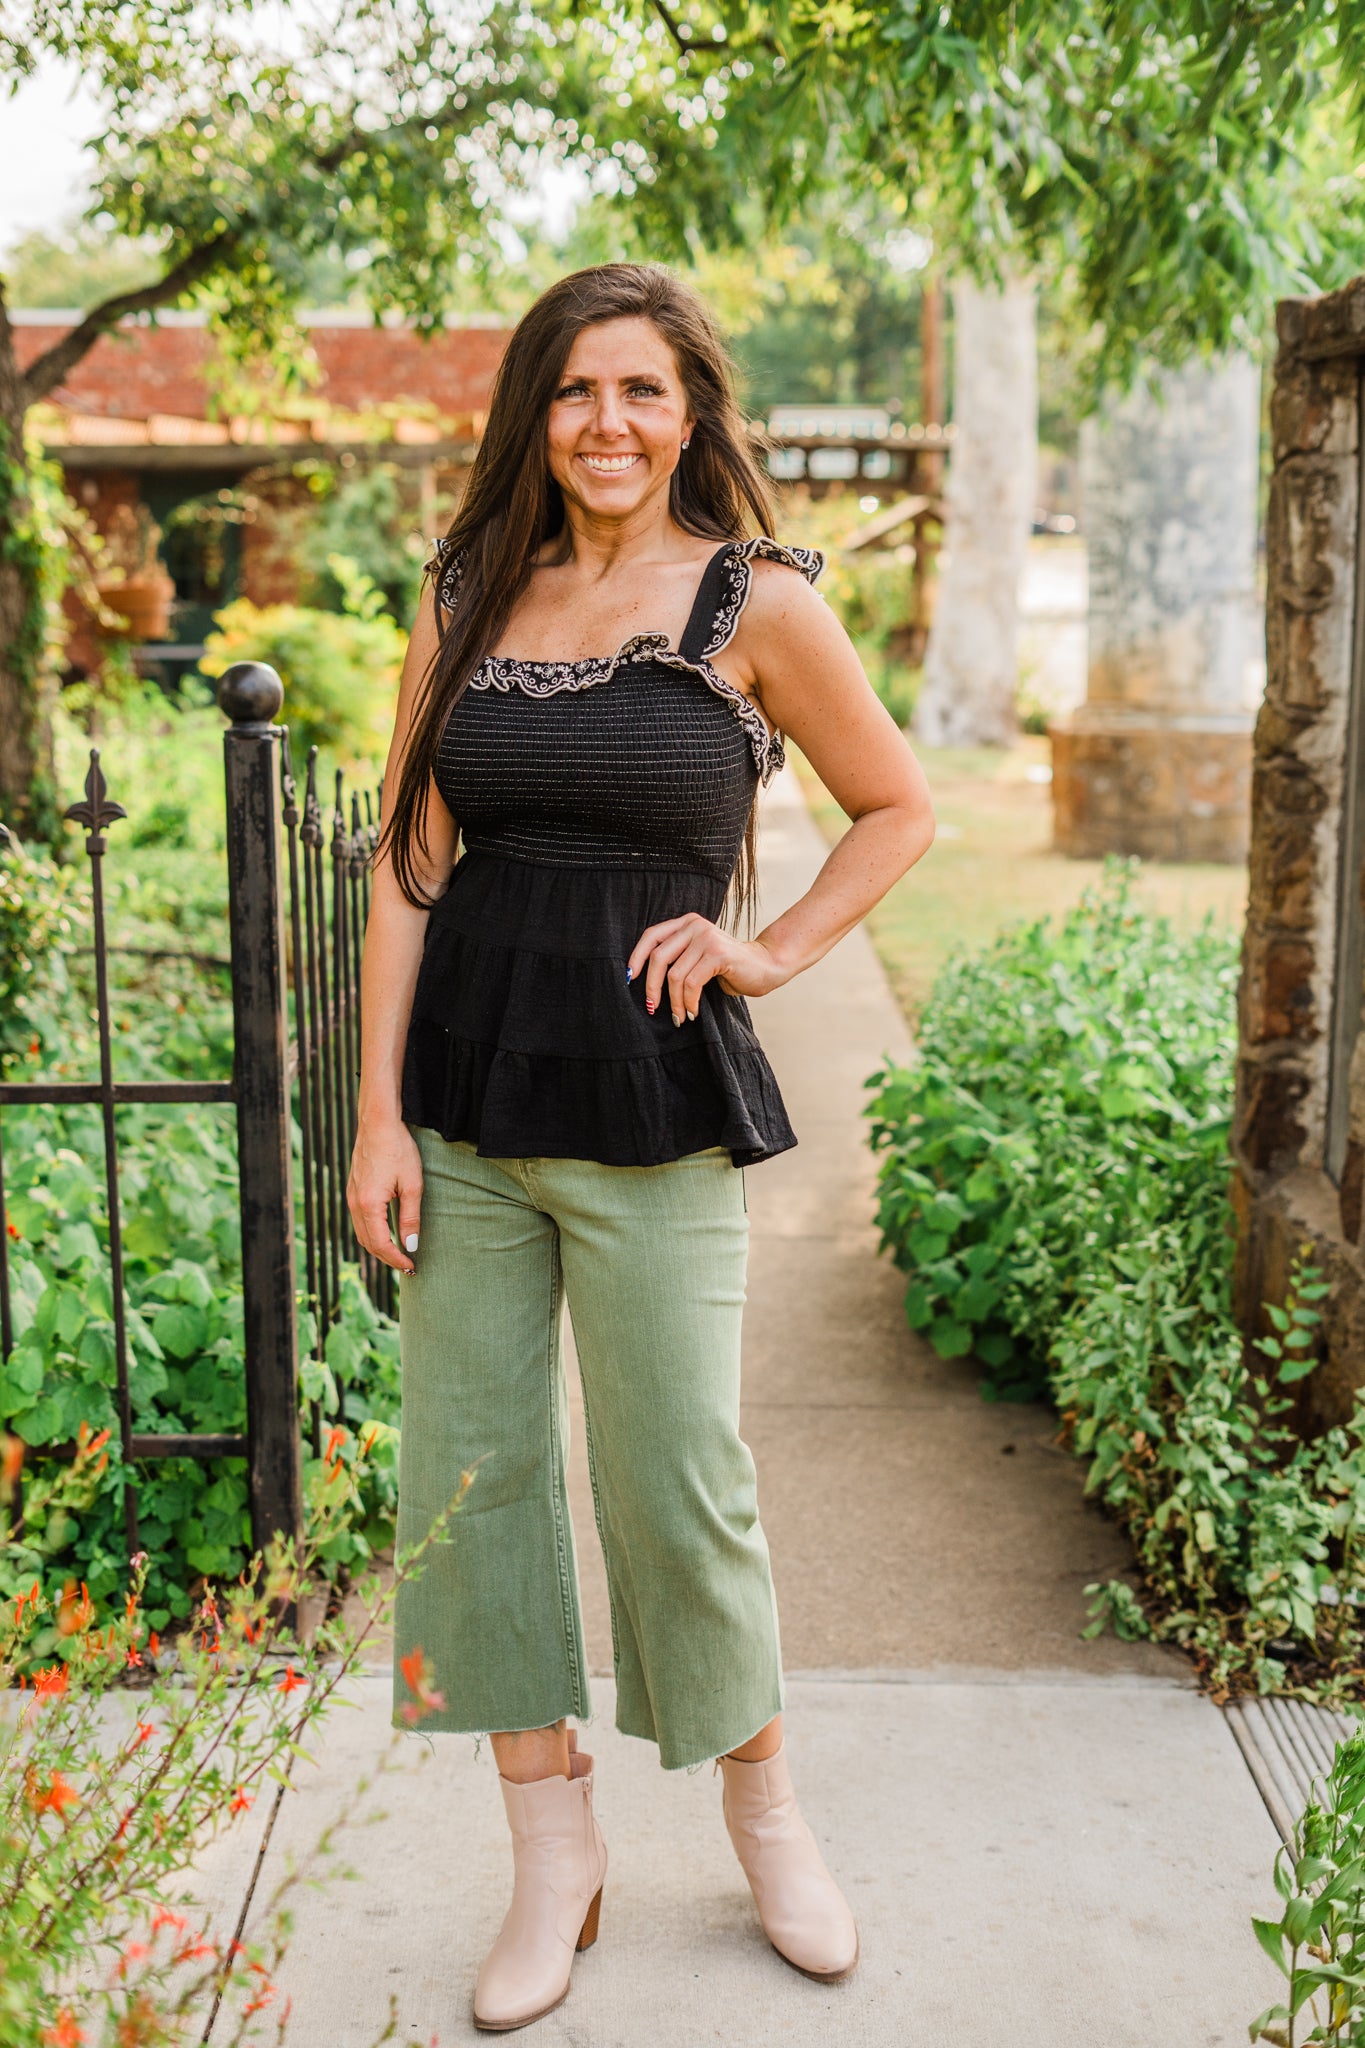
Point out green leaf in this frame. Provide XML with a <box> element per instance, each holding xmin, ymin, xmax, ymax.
<box><xmin>1251</xmin><ymin>1919</ymin><xmax>1288</xmax><ymax>1977</ymax></box>
<box><xmin>903</xmin><ymin>1282</ymin><xmax>936</xmax><ymax>1330</ymax></box>
<box><xmin>928</xmin><ymin>1317</ymin><xmax>973</xmax><ymax>1360</ymax></box>
<box><xmin>55</xmin><ymin>1289</ymin><xmax>86</xmax><ymax>1346</ymax></box>
<box><xmin>153</xmin><ymin>1303</ymin><xmax>208</xmax><ymax>1360</ymax></box>
<box><xmin>53</xmin><ymin>1221</ymin><xmax>101</xmax><ymax>1270</ymax></box>
<box><xmin>1098</xmin><ymin>1086</ymin><xmax>1147</xmax><ymax>1120</ymax></box>
<box><xmin>3</xmin><ymin>1344</ymin><xmax>44</xmax><ymax>1400</ymax></box>
<box><xmin>957</xmin><ymin>1276</ymin><xmax>1001</xmax><ymax>1321</ymax></box>
<box><xmin>174</xmin><ymin>1263</ymin><xmax>215</xmax><ymax>1310</ymax></box>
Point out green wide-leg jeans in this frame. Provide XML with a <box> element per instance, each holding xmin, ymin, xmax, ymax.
<box><xmin>391</xmin><ymin>1131</ymin><xmax>785</xmax><ymax>1772</ymax></box>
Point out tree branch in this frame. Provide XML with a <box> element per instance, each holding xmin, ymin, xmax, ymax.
<box><xmin>18</xmin><ymin>230</ymin><xmax>238</xmax><ymax>407</ymax></box>
<box><xmin>650</xmin><ymin>0</ymin><xmax>691</xmax><ymax>60</ymax></box>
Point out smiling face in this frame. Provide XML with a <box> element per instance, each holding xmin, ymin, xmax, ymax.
<box><xmin>546</xmin><ymin>316</ymin><xmax>694</xmax><ymax>525</ymax></box>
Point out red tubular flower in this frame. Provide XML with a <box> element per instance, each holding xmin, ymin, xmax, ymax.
<box><xmin>150</xmin><ymin>1908</ymin><xmax>186</xmax><ymax>1937</ymax></box>
<box><xmin>132</xmin><ymin>1722</ymin><xmax>154</xmax><ymax>1749</ymax></box>
<box><xmin>230</xmin><ymin>1786</ymin><xmax>252</xmax><ymax>1815</ymax></box>
<box><xmin>41</xmin><ymin>2009</ymin><xmax>84</xmax><ymax>2047</ymax></box>
<box><xmin>324</xmin><ymin>1425</ymin><xmax>346</xmax><ymax>1464</ymax></box>
<box><xmin>146</xmin><ymin>1631</ymin><xmax>160</xmax><ymax>1657</ymax></box>
<box><xmin>32</xmin><ymin>1664</ymin><xmax>69</xmax><ymax>1700</ymax></box>
<box><xmin>125</xmin><ymin>1645</ymin><xmax>142</xmax><ymax>1669</ymax></box>
<box><xmin>399</xmin><ymin>1647</ymin><xmax>446</xmax><ymax>1726</ymax></box>
<box><xmin>276</xmin><ymin>1663</ymin><xmax>305</xmax><ymax>1696</ymax></box>
<box><xmin>29</xmin><ymin>1772</ymin><xmax>79</xmax><ymax>1816</ymax></box>
<box><xmin>5</xmin><ymin>1219</ymin><xmax>19</xmax><ymax>1241</ymax></box>
<box><xmin>57</xmin><ymin>1580</ymin><xmax>93</xmax><ymax>1637</ymax></box>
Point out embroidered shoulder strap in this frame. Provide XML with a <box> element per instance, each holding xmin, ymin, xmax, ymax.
<box><xmin>678</xmin><ymin>537</ymin><xmax>825</xmax><ymax>664</ymax></box>
<box><xmin>425</xmin><ymin>535</ymin><xmax>467</xmax><ymax>617</ymax></box>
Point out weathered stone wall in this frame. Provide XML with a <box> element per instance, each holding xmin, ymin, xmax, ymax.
<box><xmin>1233</xmin><ymin>283</ymin><xmax>1365</xmax><ymax>1423</ymax></box>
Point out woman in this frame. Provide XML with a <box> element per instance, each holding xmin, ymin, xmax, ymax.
<box><xmin>348</xmin><ymin>262</ymin><xmax>933</xmax><ymax>2032</ymax></box>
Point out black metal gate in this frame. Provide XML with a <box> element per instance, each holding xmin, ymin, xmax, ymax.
<box><xmin>0</xmin><ymin>660</ymin><xmax>381</xmax><ymax>1554</ymax></box>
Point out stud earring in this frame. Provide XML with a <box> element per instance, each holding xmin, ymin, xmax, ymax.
<box><xmin>681</xmin><ymin>438</ymin><xmax>691</xmax><ymax>450</ymax></box>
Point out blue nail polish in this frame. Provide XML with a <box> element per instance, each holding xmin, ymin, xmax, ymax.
<box><xmin>625</xmin><ymin>968</ymin><xmax>633</xmax><ymax>984</ymax></box>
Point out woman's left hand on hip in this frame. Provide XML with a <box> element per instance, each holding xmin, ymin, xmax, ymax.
<box><xmin>628</xmin><ymin>914</ymin><xmax>789</xmax><ymax>1026</ymax></box>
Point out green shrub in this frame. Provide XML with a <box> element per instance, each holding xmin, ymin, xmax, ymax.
<box><xmin>200</xmin><ymin>557</ymin><xmax>403</xmax><ymax>767</ymax></box>
<box><xmin>867</xmin><ymin>872</ymin><xmax>1365</xmax><ymax>1697</ymax></box>
<box><xmin>867</xmin><ymin>869</ymin><xmax>1238</xmax><ymax>1402</ymax></box>
<box><xmin>298</xmin><ymin>461</ymin><xmax>430</xmax><ymax>625</ymax></box>
<box><xmin>0</xmin><ymin>839</ymin><xmax>86</xmax><ymax>1075</ymax></box>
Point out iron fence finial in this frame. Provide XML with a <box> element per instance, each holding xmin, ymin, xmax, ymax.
<box><xmin>65</xmin><ymin>751</ymin><xmax>127</xmax><ymax>852</ymax></box>
<box><xmin>217</xmin><ymin>662</ymin><xmax>284</xmax><ymax>728</ymax></box>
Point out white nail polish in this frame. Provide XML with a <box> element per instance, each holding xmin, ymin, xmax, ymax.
<box><xmin>404</xmin><ymin>1233</ymin><xmax>419</xmax><ymax>1253</ymax></box>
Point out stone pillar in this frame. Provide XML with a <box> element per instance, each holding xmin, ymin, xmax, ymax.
<box><xmin>1051</xmin><ymin>356</ymin><xmax>1260</xmax><ymax>861</ymax></box>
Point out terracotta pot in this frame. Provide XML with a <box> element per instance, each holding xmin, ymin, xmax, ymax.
<box><xmin>96</xmin><ymin>569</ymin><xmax>176</xmax><ymax>643</ymax></box>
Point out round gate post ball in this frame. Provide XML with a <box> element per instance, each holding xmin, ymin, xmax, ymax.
<box><xmin>217</xmin><ymin>662</ymin><xmax>284</xmax><ymax>727</ymax></box>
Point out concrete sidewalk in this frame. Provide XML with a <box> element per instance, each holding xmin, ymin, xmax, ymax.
<box><xmin>194</xmin><ymin>769</ymin><xmax>1283</xmax><ymax>2046</ymax></box>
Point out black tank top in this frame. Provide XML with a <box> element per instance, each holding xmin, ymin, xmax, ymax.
<box><xmin>400</xmin><ymin>534</ymin><xmax>824</xmax><ymax>1168</ymax></box>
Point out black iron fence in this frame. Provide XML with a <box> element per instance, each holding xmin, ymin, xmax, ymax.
<box><xmin>0</xmin><ymin>660</ymin><xmax>381</xmax><ymax>1554</ymax></box>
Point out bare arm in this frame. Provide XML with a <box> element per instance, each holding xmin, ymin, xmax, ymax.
<box><xmin>628</xmin><ymin>562</ymin><xmax>933</xmax><ymax>1021</ymax></box>
<box><xmin>347</xmin><ymin>590</ymin><xmax>458</xmax><ymax>1275</ymax></box>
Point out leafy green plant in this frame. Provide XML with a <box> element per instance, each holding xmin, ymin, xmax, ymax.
<box><xmin>1251</xmin><ymin>1727</ymin><xmax>1365</xmax><ymax>2045</ymax></box>
<box><xmin>0</xmin><ymin>1418</ymin><xmax>464</xmax><ymax>2048</ymax></box>
<box><xmin>867</xmin><ymin>874</ymin><xmax>1365</xmax><ymax>1697</ymax></box>
<box><xmin>199</xmin><ymin>562</ymin><xmax>406</xmax><ymax>768</ymax></box>
<box><xmin>867</xmin><ymin>868</ymin><xmax>1238</xmax><ymax>1401</ymax></box>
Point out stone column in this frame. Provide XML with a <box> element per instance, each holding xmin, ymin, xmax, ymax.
<box><xmin>1051</xmin><ymin>355</ymin><xmax>1260</xmax><ymax>861</ymax></box>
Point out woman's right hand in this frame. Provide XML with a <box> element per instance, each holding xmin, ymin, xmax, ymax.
<box><xmin>348</xmin><ymin>1118</ymin><xmax>425</xmax><ymax>1276</ymax></box>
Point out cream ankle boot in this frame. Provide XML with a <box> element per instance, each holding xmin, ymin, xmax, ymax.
<box><xmin>473</xmin><ymin>1747</ymin><xmax>607</xmax><ymax>2032</ymax></box>
<box><xmin>719</xmin><ymin>1743</ymin><xmax>859</xmax><ymax>1979</ymax></box>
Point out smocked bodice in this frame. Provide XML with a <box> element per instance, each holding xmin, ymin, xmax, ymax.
<box><xmin>400</xmin><ymin>534</ymin><xmax>823</xmax><ymax>1169</ymax></box>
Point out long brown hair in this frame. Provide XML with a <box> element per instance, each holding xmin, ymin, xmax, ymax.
<box><xmin>383</xmin><ymin>262</ymin><xmax>777</xmax><ymax>919</ymax></box>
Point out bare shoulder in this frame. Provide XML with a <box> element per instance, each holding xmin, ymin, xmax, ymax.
<box><xmin>737</xmin><ymin>553</ymin><xmax>838</xmax><ymax>649</ymax></box>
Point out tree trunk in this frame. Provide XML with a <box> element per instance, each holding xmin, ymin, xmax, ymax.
<box><xmin>914</xmin><ymin>274</ymin><xmax>1037</xmax><ymax>748</ymax></box>
<box><xmin>0</xmin><ymin>301</ymin><xmax>57</xmax><ymax>842</ymax></box>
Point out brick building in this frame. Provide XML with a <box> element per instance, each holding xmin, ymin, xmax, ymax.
<box><xmin>13</xmin><ymin>309</ymin><xmax>511</xmax><ymax>671</ymax></box>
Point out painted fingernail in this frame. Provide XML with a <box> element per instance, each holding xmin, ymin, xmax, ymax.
<box><xmin>686</xmin><ymin>1009</ymin><xmax>697</xmax><ymax>1022</ymax></box>
<box><xmin>404</xmin><ymin>1233</ymin><xmax>419</xmax><ymax>1253</ymax></box>
<box><xmin>625</xmin><ymin>967</ymin><xmax>633</xmax><ymax>983</ymax></box>
<box><xmin>646</xmin><ymin>999</ymin><xmax>656</xmax><ymax>1014</ymax></box>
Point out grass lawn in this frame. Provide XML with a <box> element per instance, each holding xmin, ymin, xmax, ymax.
<box><xmin>790</xmin><ymin>736</ymin><xmax>1249</xmax><ymax>1024</ymax></box>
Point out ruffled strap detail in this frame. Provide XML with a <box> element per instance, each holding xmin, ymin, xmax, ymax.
<box><xmin>697</xmin><ymin>537</ymin><xmax>825</xmax><ymax>662</ymax></box>
<box><xmin>424</xmin><ymin>535</ymin><xmax>467</xmax><ymax>615</ymax></box>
